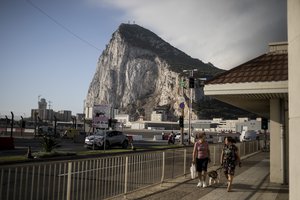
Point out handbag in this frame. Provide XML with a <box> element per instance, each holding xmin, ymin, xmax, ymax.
<box><xmin>190</xmin><ymin>163</ymin><xmax>196</xmax><ymax>179</ymax></box>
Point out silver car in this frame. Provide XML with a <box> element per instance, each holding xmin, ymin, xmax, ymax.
<box><xmin>84</xmin><ymin>130</ymin><xmax>129</xmax><ymax>149</ymax></box>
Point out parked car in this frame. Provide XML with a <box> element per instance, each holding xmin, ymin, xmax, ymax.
<box><xmin>206</xmin><ymin>134</ymin><xmax>214</xmax><ymax>143</ymax></box>
<box><xmin>84</xmin><ymin>130</ymin><xmax>129</xmax><ymax>149</ymax></box>
<box><xmin>240</xmin><ymin>130</ymin><xmax>258</xmax><ymax>142</ymax></box>
<box><xmin>175</xmin><ymin>132</ymin><xmax>189</xmax><ymax>142</ymax></box>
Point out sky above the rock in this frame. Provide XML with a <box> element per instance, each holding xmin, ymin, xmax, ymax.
<box><xmin>0</xmin><ymin>0</ymin><xmax>287</xmax><ymax>117</ymax></box>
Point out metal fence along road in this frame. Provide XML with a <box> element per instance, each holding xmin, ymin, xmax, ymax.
<box><xmin>0</xmin><ymin>140</ymin><xmax>262</xmax><ymax>200</ymax></box>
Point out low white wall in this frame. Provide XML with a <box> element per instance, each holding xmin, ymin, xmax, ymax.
<box><xmin>130</xmin><ymin>135</ymin><xmax>143</xmax><ymax>141</ymax></box>
<box><xmin>153</xmin><ymin>135</ymin><xmax>163</xmax><ymax>140</ymax></box>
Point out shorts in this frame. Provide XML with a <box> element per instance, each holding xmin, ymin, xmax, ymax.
<box><xmin>196</xmin><ymin>157</ymin><xmax>209</xmax><ymax>173</ymax></box>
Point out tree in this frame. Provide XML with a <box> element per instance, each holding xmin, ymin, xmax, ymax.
<box><xmin>41</xmin><ymin>136</ymin><xmax>59</xmax><ymax>152</ymax></box>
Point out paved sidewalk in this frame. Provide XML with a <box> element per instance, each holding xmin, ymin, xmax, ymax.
<box><xmin>110</xmin><ymin>152</ymin><xmax>288</xmax><ymax>200</ymax></box>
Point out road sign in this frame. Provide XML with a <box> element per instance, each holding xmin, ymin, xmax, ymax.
<box><xmin>179</xmin><ymin>79</ymin><xmax>186</xmax><ymax>87</ymax></box>
<box><xmin>179</xmin><ymin>102</ymin><xmax>185</xmax><ymax>109</ymax></box>
<box><xmin>178</xmin><ymin>96</ymin><xmax>185</xmax><ymax>103</ymax></box>
<box><xmin>92</xmin><ymin>104</ymin><xmax>111</xmax><ymax>128</ymax></box>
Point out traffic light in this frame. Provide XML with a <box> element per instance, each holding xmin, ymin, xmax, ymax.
<box><xmin>108</xmin><ymin>118</ymin><xmax>112</xmax><ymax>128</ymax></box>
<box><xmin>22</xmin><ymin>121</ymin><xmax>26</xmax><ymax>128</ymax></box>
<box><xmin>261</xmin><ymin>118</ymin><xmax>268</xmax><ymax>130</ymax></box>
<box><xmin>189</xmin><ymin>77</ymin><xmax>195</xmax><ymax>88</ymax></box>
<box><xmin>179</xmin><ymin>116</ymin><xmax>184</xmax><ymax>128</ymax></box>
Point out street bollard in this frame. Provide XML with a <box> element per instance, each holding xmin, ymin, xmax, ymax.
<box><xmin>27</xmin><ymin>146</ymin><xmax>33</xmax><ymax>159</ymax></box>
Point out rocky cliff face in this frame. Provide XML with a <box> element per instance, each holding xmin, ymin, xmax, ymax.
<box><xmin>85</xmin><ymin>24</ymin><xmax>223</xmax><ymax>120</ymax></box>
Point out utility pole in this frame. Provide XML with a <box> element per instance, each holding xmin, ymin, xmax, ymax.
<box><xmin>72</xmin><ymin>116</ymin><xmax>77</xmax><ymax>129</ymax></box>
<box><xmin>54</xmin><ymin>115</ymin><xmax>57</xmax><ymax>137</ymax></box>
<box><xmin>34</xmin><ymin>112</ymin><xmax>38</xmax><ymax>137</ymax></box>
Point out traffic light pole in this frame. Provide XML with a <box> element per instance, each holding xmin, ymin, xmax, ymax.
<box><xmin>188</xmin><ymin>70</ymin><xmax>196</xmax><ymax>145</ymax></box>
<box><xmin>189</xmin><ymin>83</ymin><xmax>192</xmax><ymax>145</ymax></box>
<box><xmin>180</xmin><ymin>110</ymin><xmax>184</xmax><ymax>145</ymax></box>
<box><xmin>183</xmin><ymin>69</ymin><xmax>197</xmax><ymax>145</ymax></box>
<box><xmin>179</xmin><ymin>76</ymin><xmax>185</xmax><ymax>145</ymax></box>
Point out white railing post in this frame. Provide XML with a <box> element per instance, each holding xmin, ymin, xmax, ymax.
<box><xmin>184</xmin><ymin>149</ymin><xmax>187</xmax><ymax>176</ymax></box>
<box><xmin>161</xmin><ymin>152</ymin><xmax>165</xmax><ymax>183</ymax></box>
<box><xmin>66</xmin><ymin>162</ymin><xmax>72</xmax><ymax>200</ymax></box>
<box><xmin>124</xmin><ymin>156</ymin><xmax>129</xmax><ymax>195</ymax></box>
<box><xmin>213</xmin><ymin>146</ymin><xmax>217</xmax><ymax>165</ymax></box>
<box><xmin>248</xmin><ymin>142</ymin><xmax>251</xmax><ymax>154</ymax></box>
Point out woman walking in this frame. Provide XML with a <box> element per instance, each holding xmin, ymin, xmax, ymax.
<box><xmin>192</xmin><ymin>132</ymin><xmax>211</xmax><ymax>188</ymax></box>
<box><xmin>220</xmin><ymin>136</ymin><xmax>241</xmax><ymax>192</ymax></box>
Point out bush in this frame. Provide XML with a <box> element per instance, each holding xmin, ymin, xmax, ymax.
<box><xmin>41</xmin><ymin>136</ymin><xmax>59</xmax><ymax>152</ymax></box>
<box><xmin>33</xmin><ymin>151</ymin><xmax>76</xmax><ymax>158</ymax></box>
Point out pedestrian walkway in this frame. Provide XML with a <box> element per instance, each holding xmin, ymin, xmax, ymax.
<box><xmin>110</xmin><ymin>152</ymin><xmax>289</xmax><ymax>200</ymax></box>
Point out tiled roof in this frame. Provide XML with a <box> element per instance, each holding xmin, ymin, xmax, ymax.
<box><xmin>206</xmin><ymin>52</ymin><xmax>288</xmax><ymax>84</ymax></box>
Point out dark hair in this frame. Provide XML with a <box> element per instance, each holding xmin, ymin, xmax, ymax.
<box><xmin>225</xmin><ymin>136</ymin><xmax>236</xmax><ymax>143</ymax></box>
<box><xmin>195</xmin><ymin>131</ymin><xmax>205</xmax><ymax>139</ymax></box>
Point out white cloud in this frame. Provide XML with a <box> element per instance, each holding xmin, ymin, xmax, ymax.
<box><xmin>96</xmin><ymin>0</ymin><xmax>287</xmax><ymax>70</ymax></box>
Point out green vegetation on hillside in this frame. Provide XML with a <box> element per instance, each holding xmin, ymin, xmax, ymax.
<box><xmin>195</xmin><ymin>98</ymin><xmax>258</xmax><ymax>119</ymax></box>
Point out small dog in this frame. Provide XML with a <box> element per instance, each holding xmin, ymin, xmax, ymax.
<box><xmin>207</xmin><ymin>167</ymin><xmax>221</xmax><ymax>186</ymax></box>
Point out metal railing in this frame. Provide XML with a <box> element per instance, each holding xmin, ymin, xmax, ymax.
<box><xmin>0</xmin><ymin>140</ymin><xmax>262</xmax><ymax>200</ymax></box>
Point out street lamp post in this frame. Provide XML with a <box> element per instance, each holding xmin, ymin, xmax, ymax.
<box><xmin>183</xmin><ymin>69</ymin><xmax>197</xmax><ymax>144</ymax></box>
<box><xmin>10</xmin><ymin>111</ymin><xmax>14</xmax><ymax>138</ymax></box>
<box><xmin>21</xmin><ymin>116</ymin><xmax>24</xmax><ymax>137</ymax></box>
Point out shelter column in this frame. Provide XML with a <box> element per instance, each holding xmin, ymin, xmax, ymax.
<box><xmin>270</xmin><ymin>99</ymin><xmax>283</xmax><ymax>183</ymax></box>
<box><xmin>288</xmin><ymin>0</ymin><xmax>300</xmax><ymax>198</ymax></box>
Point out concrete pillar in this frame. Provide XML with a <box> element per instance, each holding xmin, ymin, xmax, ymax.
<box><xmin>270</xmin><ymin>99</ymin><xmax>283</xmax><ymax>183</ymax></box>
<box><xmin>288</xmin><ymin>0</ymin><xmax>300</xmax><ymax>198</ymax></box>
<box><xmin>283</xmin><ymin>99</ymin><xmax>289</xmax><ymax>184</ymax></box>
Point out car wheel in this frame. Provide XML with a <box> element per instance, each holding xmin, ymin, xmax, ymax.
<box><xmin>122</xmin><ymin>140</ymin><xmax>128</xmax><ymax>149</ymax></box>
<box><xmin>104</xmin><ymin>141</ymin><xmax>110</xmax><ymax>149</ymax></box>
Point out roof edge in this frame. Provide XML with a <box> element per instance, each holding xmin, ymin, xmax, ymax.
<box><xmin>204</xmin><ymin>81</ymin><xmax>288</xmax><ymax>95</ymax></box>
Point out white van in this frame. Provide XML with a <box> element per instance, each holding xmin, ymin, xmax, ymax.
<box><xmin>240</xmin><ymin>130</ymin><xmax>257</xmax><ymax>142</ymax></box>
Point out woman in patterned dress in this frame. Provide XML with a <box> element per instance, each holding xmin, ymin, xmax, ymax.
<box><xmin>220</xmin><ymin>136</ymin><xmax>241</xmax><ymax>192</ymax></box>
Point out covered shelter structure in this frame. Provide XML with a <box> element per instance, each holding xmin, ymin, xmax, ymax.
<box><xmin>205</xmin><ymin>2</ymin><xmax>300</xmax><ymax>198</ymax></box>
<box><xmin>204</xmin><ymin>42</ymin><xmax>289</xmax><ymax>184</ymax></box>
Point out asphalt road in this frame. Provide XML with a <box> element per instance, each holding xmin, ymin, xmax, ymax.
<box><xmin>0</xmin><ymin>137</ymin><xmax>169</xmax><ymax>158</ymax></box>
<box><xmin>0</xmin><ymin>130</ymin><xmax>240</xmax><ymax>158</ymax></box>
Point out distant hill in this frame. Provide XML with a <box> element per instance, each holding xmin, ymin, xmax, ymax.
<box><xmin>85</xmin><ymin>23</ymin><xmax>251</xmax><ymax>121</ymax></box>
<box><xmin>118</xmin><ymin>24</ymin><xmax>225</xmax><ymax>77</ymax></box>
